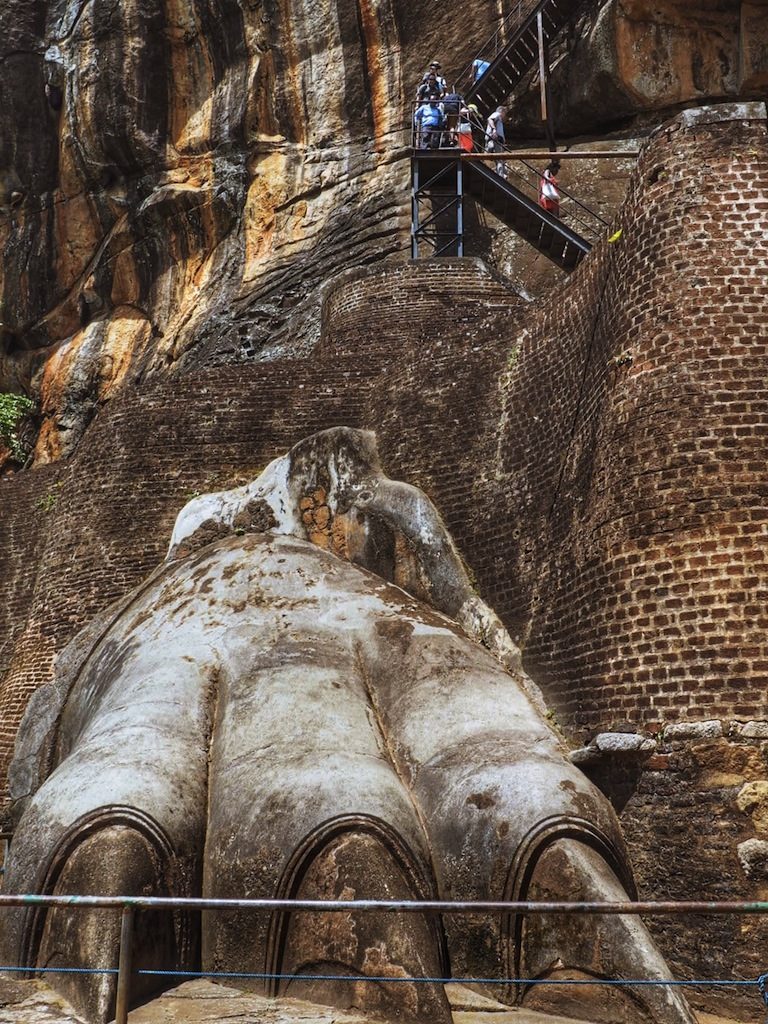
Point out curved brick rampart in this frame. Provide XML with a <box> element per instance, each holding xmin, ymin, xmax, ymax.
<box><xmin>319</xmin><ymin>258</ymin><xmax>524</xmax><ymax>356</ymax></box>
<box><xmin>515</xmin><ymin>104</ymin><xmax>768</xmax><ymax>732</ymax></box>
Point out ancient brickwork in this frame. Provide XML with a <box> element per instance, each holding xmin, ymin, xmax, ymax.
<box><xmin>0</xmin><ymin>358</ymin><xmax>380</xmax><ymax>791</ymax></box>
<box><xmin>0</xmin><ymin>465</ymin><xmax>60</xmax><ymax>764</ymax></box>
<box><xmin>515</xmin><ymin>109</ymin><xmax>768</xmax><ymax>733</ymax></box>
<box><xmin>319</xmin><ymin>258</ymin><xmax>522</xmax><ymax>356</ymax></box>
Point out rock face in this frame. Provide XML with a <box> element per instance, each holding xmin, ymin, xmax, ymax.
<box><xmin>506</xmin><ymin>0</ymin><xmax>768</xmax><ymax>137</ymax></box>
<box><xmin>0</xmin><ymin>0</ymin><xmax>410</xmax><ymax>459</ymax></box>
<box><xmin>0</xmin><ymin>0</ymin><xmax>765</xmax><ymax>460</ymax></box>
<box><xmin>2</xmin><ymin>430</ymin><xmax>695</xmax><ymax>1024</ymax></box>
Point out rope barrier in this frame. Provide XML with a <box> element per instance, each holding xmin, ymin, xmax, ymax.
<box><xmin>3</xmin><ymin>897</ymin><xmax>768</xmax><ymax>1023</ymax></box>
<box><xmin>0</xmin><ymin>964</ymin><xmax>761</xmax><ymax>988</ymax></box>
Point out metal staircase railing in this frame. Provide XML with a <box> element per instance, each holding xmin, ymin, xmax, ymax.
<box><xmin>458</xmin><ymin>0</ymin><xmax>584</xmax><ymax>114</ymax></box>
<box><xmin>484</xmin><ymin>151</ymin><xmax>610</xmax><ymax>244</ymax></box>
<box><xmin>463</xmin><ymin>159</ymin><xmax>591</xmax><ymax>270</ymax></box>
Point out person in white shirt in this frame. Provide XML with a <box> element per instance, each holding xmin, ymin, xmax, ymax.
<box><xmin>485</xmin><ymin>106</ymin><xmax>507</xmax><ymax>179</ymax></box>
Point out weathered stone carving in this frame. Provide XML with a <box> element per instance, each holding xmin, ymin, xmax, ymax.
<box><xmin>3</xmin><ymin>429</ymin><xmax>695</xmax><ymax>1024</ymax></box>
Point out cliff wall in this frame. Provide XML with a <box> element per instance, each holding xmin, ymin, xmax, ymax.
<box><xmin>1</xmin><ymin>0</ymin><xmax>765</xmax><ymax>458</ymax></box>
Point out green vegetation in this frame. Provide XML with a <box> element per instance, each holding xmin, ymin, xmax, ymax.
<box><xmin>36</xmin><ymin>490</ymin><xmax>58</xmax><ymax>513</ymax></box>
<box><xmin>0</xmin><ymin>393</ymin><xmax>35</xmax><ymax>463</ymax></box>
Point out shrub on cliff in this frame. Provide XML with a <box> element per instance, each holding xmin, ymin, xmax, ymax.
<box><xmin>0</xmin><ymin>393</ymin><xmax>35</xmax><ymax>463</ymax></box>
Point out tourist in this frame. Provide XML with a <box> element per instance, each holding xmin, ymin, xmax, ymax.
<box><xmin>466</xmin><ymin>103</ymin><xmax>484</xmax><ymax>149</ymax></box>
<box><xmin>485</xmin><ymin>105</ymin><xmax>507</xmax><ymax>178</ymax></box>
<box><xmin>416</xmin><ymin>72</ymin><xmax>444</xmax><ymax>103</ymax></box>
<box><xmin>473</xmin><ymin>58</ymin><xmax>491</xmax><ymax>81</ymax></box>
<box><xmin>457</xmin><ymin>104</ymin><xmax>474</xmax><ymax>152</ymax></box>
<box><xmin>539</xmin><ymin>160</ymin><xmax>561</xmax><ymax>216</ymax></box>
<box><xmin>414</xmin><ymin>94</ymin><xmax>445</xmax><ymax>149</ymax></box>
<box><xmin>442</xmin><ymin>87</ymin><xmax>464</xmax><ymax>145</ymax></box>
<box><xmin>419</xmin><ymin>60</ymin><xmax>447</xmax><ymax>94</ymax></box>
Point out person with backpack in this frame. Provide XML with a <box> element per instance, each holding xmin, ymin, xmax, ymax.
<box><xmin>539</xmin><ymin>160</ymin><xmax>561</xmax><ymax>216</ymax></box>
<box><xmin>441</xmin><ymin>88</ymin><xmax>464</xmax><ymax>145</ymax></box>
<box><xmin>414</xmin><ymin>94</ymin><xmax>445</xmax><ymax>149</ymax></box>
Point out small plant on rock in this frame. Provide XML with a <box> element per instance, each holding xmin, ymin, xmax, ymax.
<box><xmin>36</xmin><ymin>490</ymin><xmax>58</xmax><ymax>513</ymax></box>
<box><xmin>0</xmin><ymin>393</ymin><xmax>35</xmax><ymax>463</ymax></box>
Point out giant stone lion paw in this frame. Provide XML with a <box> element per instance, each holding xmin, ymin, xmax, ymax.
<box><xmin>3</xmin><ymin>429</ymin><xmax>695</xmax><ymax>1024</ymax></box>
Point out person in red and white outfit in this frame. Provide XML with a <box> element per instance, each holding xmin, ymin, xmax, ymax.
<box><xmin>539</xmin><ymin>160</ymin><xmax>561</xmax><ymax>216</ymax></box>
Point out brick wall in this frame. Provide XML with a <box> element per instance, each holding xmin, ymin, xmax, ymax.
<box><xmin>319</xmin><ymin>258</ymin><xmax>523</xmax><ymax>356</ymax></box>
<box><xmin>514</xmin><ymin>109</ymin><xmax>768</xmax><ymax>734</ymax></box>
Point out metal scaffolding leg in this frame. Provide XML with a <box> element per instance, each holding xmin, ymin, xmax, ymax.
<box><xmin>411</xmin><ymin>156</ymin><xmax>464</xmax><ymax>259</ymax></box>
<box><xmin>411</xmin><ymin>158</ymin><xmax>420</xmax><ymax>260</ymax></box>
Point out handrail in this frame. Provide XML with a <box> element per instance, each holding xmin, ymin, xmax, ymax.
<box><xmin>455</xmin><ymin>0</ymin><xmax>530</xmax><ymax>94</ymax></box>
<box><xmin>505</xmin><ymin>152</ymin><xmax>611</xmax><ymax>233</ymax></box>
<box><xmin>3</xmin><ymin>893</ymin><xmax>768</xmax><ymax>913</ymax></box>
<box><xmin>463</xmin><ymin>151</ymin><xmax>639</xmax><ymax>159</ymax></box>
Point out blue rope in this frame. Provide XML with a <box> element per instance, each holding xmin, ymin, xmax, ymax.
<box><xmin>0</xmin><ymin>965</ymin><xmax>757</xmax><ymax>986</ymax></box>
<box><xmin>758</xmin><ymin>972</ymin><xmax>768</xmax><ymax>1021</ymax></box>
<box><xmin>0</xmin><ymin>964</ymin><xmax>762</xmax><ymax>990</ymax></box>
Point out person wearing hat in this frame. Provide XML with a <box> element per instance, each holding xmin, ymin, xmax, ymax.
<box><xmin>458</xmin><ymin>102</ymin><xmax>480</xmax><ymax>152</ymax></box>
<box><xmin>420</xmin><ymin>60</ymin><xmax>447</xmax><ymax>94</ymax></box>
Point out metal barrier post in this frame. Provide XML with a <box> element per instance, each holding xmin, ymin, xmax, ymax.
<box><xmin>115</xmin><ymin>905</ymin><xmax>135</xmax><ymax>1024</ymax></box>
